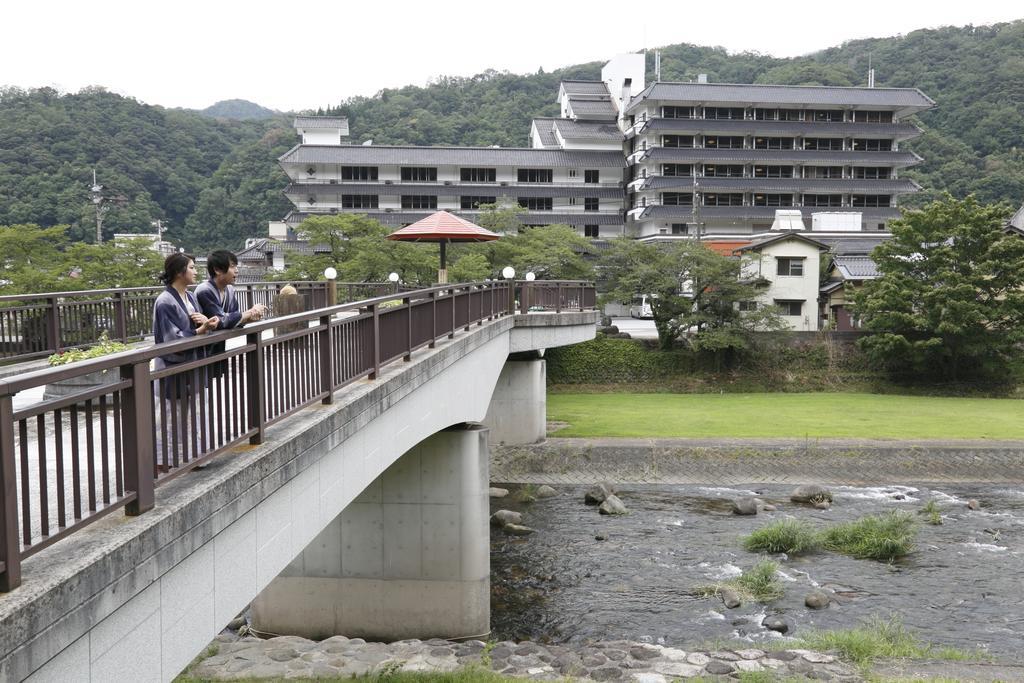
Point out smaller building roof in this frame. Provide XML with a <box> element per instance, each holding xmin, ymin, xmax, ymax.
<box><xmin>832</xmin><ymin>255</ymin><xmax>881</xmax><ymax>280</ymax></box>
<box><xmin>560</xmin><ymin>80</ymin><xmax>610</xmax><ymax>96</ymax></box>
<box><xmin>737</xmin><ymin>231</ymin><xmax>831</xmax><ymax>253</ymax></box>
<box><xmin>567</xmin><ymin>98</ymin><xmax>618</xmax><ymax>121</ymax></box>
<box><xmin>293</xmin><ymin>116</ymin><xmax>350</xmax><ymax>130</ymax></box>
<box><xmin>1010</xmin><ymin>203</ymin><xmax>1024</xmax><ymax>230</ymax></box>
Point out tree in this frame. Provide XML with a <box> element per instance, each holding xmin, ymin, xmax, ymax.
<box><xmin>601</xmin><ymin>238</ymin><xmax>786</xmax><ymax>359</ymax></box>
<box><xmin>0</xmin><ymin>224</ymin><xmax>73</xmax><ymax>295</ymax></box>
<box><xmin>853</xmin><ymin>195</ymin><xmax>1024</xmax><ymax>384</ymax></box>
<box><xmin>486</xmin><ymin>224</ymin><xmax>595</xmax><ymax>281</ymax></box>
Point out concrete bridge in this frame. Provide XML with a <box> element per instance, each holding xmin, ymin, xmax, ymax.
<box><xmin>0</xmin><ymin>291</ymin><xmax>596</xmax><ymax>682</ymax></box>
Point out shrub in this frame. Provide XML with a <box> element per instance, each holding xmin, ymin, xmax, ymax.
<box><xmin>743</xmin><ymin>519</ymin><xmax>820</xmax><ymax>555</ymax></box>
<box><xmin>47</xmin><ymin>333</ymin><xmax>129</xmax><ymax>367</ymax></box>
<box><xmin>821</xmin><ymin>511</ymin><xmax>916</xmax><ymax>561</ymax></box>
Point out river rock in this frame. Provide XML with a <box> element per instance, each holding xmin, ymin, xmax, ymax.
<box><xmin>791</xmin><ymin>485</ymin><xmax>833</xmax><ymax>504</ymax></box>
<box><xmin>503</xmin><ymin>523</ymin><xmax>536</xmax><ymax>536</ymax></box>
<box><xmin>535</xmin><ymin>485</ymin><xmax>558</xmax><ymax>499</ymax></box>
<box><xmin>805</xmin><ymin>590</ymin><xmax>830</xmax><ymax>609</ymax></box>
<box><xmin>599</xmin><ymin>494</ymin><xmax>628</xmax><ymax>515</ymax></box>
<box><xmin>491</xmin><ymin>510</ymin><xmax>523</xmax><ymax>527</ymax></box>
<box><xmin>629</xmin><ymin>645</ymin><xmax>661</xmax><ymax>661</ymax></box>
<box><xmin>489</xmin><ymin>487</ymin><xmax>509</xmax><ymax>498</ymax></box>
<box><xmin>762</xmin><ymin>503</ymin><xmax>777</xmax><ymax>512</ymax></box>
<box><xmin>705</xmin><ymin>660</ymin><xmax>735</xmax><ymax>675</ymax></box>
<box><xmin>598</xmin><ymin>325</ymin><xmax>619</xmax><ymax>335</ymax></box>
<box><xmin>720</xmin><ymin>588</ymin><xmax>742</xmax><ymax>609</ymax></box>
<box><xmin>762</xmin><ymin>616</ymin><xmax>790</xmax><ymax>634</ymax></box>
<box><xmin>967</xmin><ymin>499</ymin><xmax>980</xmax><ymax>510</ymax></box>
<box><xmin>595</xmin><ymin>534</ymin><xmax>608</xmax><ymax>541</ymax></box>
<box><xmin>731</xmin><ymin>497</ymin><xmax>759</xmax><ymax>515</ymax></box>
<box><xmin>585</xmin><ymin>483</ymin><xmax>615</xmax><ymax>505</ymax></box>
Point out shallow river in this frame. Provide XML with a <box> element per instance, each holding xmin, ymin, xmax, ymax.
<box><xmin>489</xmin><ymin>483</ymin><xmax>1024</xmax><ymax>659</ymax></box>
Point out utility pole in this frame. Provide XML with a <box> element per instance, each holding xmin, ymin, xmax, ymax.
<box><xmin>91</xmin><ymin>169</ymin><xmax>106</xmax><ymax>244</ymax></box>
<box><xmin>692</xmin><ymin>173</ymin><xmax>702</xmax><ymax>242</ymax></box>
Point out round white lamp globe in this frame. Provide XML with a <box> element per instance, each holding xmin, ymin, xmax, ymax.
<box><xmin>525</xmin><ymin>272</ymin><xmax>536</xmax><ymax>281</ymax></box>
<box><xmin>388</xmin><ymin>272</ymin><xmax>400</xmax><ymax>283</ymax></box>
<box><xmin>502</xmin><ymin>266</ymin><xmax>516</xmax><ymax>279</ymax></box>
<box><xmin>323</xmin><ymin>267</ymin><xmax>338</xmax><ymax>280</ymax></box>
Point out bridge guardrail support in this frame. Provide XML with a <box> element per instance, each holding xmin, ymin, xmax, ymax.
<box><xmin>247</xmin><ymin>331</ymin><xmax>266</xmax><ymax>445</ymax></box>
<box><xmin>319</xmin><ymin>314</ymin><xmax>334</xmax><ymax>404</ymax></box>
<box><xmin>0</xmin><ymin>394</ymin><xmax>22</xmax><ymax>591</ymax></box>
<box><xmin>123</xmin><ymin>362</ymin><xmax>155</xmax><ymax>515</ymax></box>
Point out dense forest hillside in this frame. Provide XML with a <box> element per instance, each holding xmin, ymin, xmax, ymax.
<box><xmin>1</xmin><ymin>21</ymin><xmax>1021</xmax><ymax>253</ymax></box>
<box><xmin>199</xmin><ymin>99</ymin><xmax>279</xmax><ymax>120</ymax></box>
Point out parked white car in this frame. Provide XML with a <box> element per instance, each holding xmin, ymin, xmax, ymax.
<box><xmin>628</xmin><ymin>294</ymin><xmax>654</xmax><ymax>319</ymax></box>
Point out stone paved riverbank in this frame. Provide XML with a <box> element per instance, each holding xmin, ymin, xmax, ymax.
<box><xmin>189</xmin><ymin>634</ymin><xmax>862</xmax><ymax>680</ymax></box>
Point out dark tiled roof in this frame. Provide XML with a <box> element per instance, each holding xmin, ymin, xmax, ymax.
<box><xmin>636</xmin><ymin>118</ymin><xmax>922</xmax><ymax>138</ymax></box>
<box><xmin>813</xmin><ymin>235</ymin><xmax>891</xmax><ymax>255</ymax></box>
<box><xmin>1011</xmin><ymin>203</ymin><xmax>1024</xmax><ymax>229</ymax></box>
<box><xmin>641</xmin><ymin>177</ymin><xmax>919</xmax><ymax>193</ymax></box>
<box><xmin>561</xmin><ymin>80</ymin><xmax>610</xmax><ymax>96</ymax></box>
<box><xmin>294</xmin><ymin>116</ymin><xmax>350</xmax><ymax>130</ymax></box>
<box><xmin>627</xmin><ymin>83</ymin><xmax>935</xmax><ymax>112</ymax></box>
<box><xmin>531</xmin><ymin>119</ymin><xmax>560</xmax><ymax>148</ymax></box>
<box><xmin>636</xmin><ymin>205</ymin><xmax>900</xmax><ymax>221</ymax></box>
<box><xmin>641</xmin><ymin>147</ymin><xmax>922</xmax><ymax>167</ymax></box>
<box><xmin>567</xmin><ymin>98</ymin><xmax>618</xmax><ymax>121</ymax></box>
<box><xmin>285</xmin><ymin>210</ymin><xmax>622</xmax><ymax>227</ymax></box>
<box><xmin>738</xmin><ymin>232</ymin><xmax>831</xmax><ymax>252</ymax></box>
<box><xmin>833</xmin><ymin>255</ymin><xmax>881</xmax><ymax>279</ymax></box>
<box><xmin>555</xmin><ymin>118</ymin><xmax>624</xmax><ymax>141</ymax></box>
<box><xmin>286</xmin><ymin>182</ymin><xmax>623</xmax><ymax>198</ymax></box>
<box><xmin>281</xmin><ymin>145</ymin><xmax>626</xmax><ymax>168</ymax></box>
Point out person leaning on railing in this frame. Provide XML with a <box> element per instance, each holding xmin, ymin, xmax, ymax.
<box><xmin>195</xmin><ymin>250</ymin><xmax>267</xmax><ymax>377</ymax></box>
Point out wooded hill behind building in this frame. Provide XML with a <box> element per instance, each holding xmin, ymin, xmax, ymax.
<box><xmin>0</xmin><ymin>20</ymin><xmax>1022</xmax><ymax>250</ymax></box>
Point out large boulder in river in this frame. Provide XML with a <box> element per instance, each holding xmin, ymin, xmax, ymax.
<box><xmin>535</xmin><ymin>485</ymin><xmax>558</xmax><ymax>499</ymax></box>
<box><xmin>791</xmin><ymin>485</ymin><xmax>833</xmax><ymax>504</ymax></box>
<box><xmin>599</xmin><ymin>494</ymin><xmax>628</xmax><ymax>515</ymax></box>
<box><xmin>491</xmin><ymin>510</ymin><xmax>523</xmax><ymax>527</ymax></box>
<box><xmin>503</xmin><ymin>523</ymin><xmax>535</xmax><ymax>536</ymax></box>
<box><xmin>731</xmin><ymin>497</ymin><xmax>759</xmax><ymax>516</ymax></box>
<box><xmin>585</xmin><ymin>483</ymin><xmax>615</xmax><ymax>505</ymax></box>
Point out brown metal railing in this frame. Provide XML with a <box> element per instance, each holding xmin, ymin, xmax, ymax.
<box><xmin>0</xmin><ymin>280</ymin><xmax>596</xmax><ymax>591</ymax></box>
<box><xmin>0</xmin><ymin>281</ymin><xmax>401</xmax><ymax>364</ymax></box>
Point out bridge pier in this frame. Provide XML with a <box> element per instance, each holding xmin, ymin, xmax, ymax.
<box><xmin>251</xmin><ymin>424</ymin><xmax>491</xmax><ymax>640</ymax></box>
<box><xmin>482</xmin><ymin>357</ymin><xmax>546</xmax><ymax>445</ymax></box>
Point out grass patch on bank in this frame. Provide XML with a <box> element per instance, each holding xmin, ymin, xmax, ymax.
<box><xmin>177</xmin><ymin>667</ymin><xmax>519</xmax><ymax>683</ymax></box>
<box><xmin>821</xmin><ymin>511</ymin><xmax>916</xmax><ymax>561</ymax></box>
<box><xmin>546</xmin><ymin>392</ymin><xmax>1024</xmax><ymax>439</ymax></box>
<box><xmin>743</xmin><ymin>519</ymin><xmax>820</xmax><ymax>555</ymax></box>
<box><xmin>795</xmin><ymin>616</ymin><xmax>980</xmax><ymax>668</ymax></box>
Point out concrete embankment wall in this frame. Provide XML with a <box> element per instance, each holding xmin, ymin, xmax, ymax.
<box><xmin>492</xmin><ymin>438</ymin><xmax>1024</xmax><ymax>485</ymax></box>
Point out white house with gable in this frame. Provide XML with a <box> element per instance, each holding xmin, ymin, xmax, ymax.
<box><xmin>737</xmin><ymin>232</ymin><xmax>830</xmax><ymax>331</ymax></box>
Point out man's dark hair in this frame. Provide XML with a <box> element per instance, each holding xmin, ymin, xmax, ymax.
<box><xmin>207</xmin><ymin>250</ymin><xmax>239</xmax><ymax>278</ymax></box>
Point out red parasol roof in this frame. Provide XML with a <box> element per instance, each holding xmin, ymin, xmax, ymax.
<box><xmin>385</xmin><ymin>211</ymin><xmax>500</xmax><ymax>243</ymax></box>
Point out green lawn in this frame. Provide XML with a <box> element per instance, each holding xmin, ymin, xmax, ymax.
<box><xmin>547</xmin><ymin>393</ymin><xmax>1024</xmax><ymax>439</ymax></box>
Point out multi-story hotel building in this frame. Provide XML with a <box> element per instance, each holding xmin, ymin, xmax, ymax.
<box><xmin>276</xmin><ymin>55</ymin><xmax>933</xmax><ymax>244</ymax></box>
<box><xmin>623</xmin><ymin>80</ymin><xmax>934</xmax><ymax>238</ymax></box>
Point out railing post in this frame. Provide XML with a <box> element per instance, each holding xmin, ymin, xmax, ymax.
<box><xmin>429</xmin><ymin>291</ymin><xmax>437</xmax><ymax>348</ymax></box>
<box><xmin>507</xmin><ymin>281</ymin><xmax>515</xmax><ymax>316</ymax></box>
<box><xmin>448</xmin><ymin>289</ymin><xmax>456</xmax><ymax>340</ymax></box>
<box><xmin>122</xmin><ymin>361</ymin><xmax>155</xmax><ymax>516</ymax></box>
<box><xmin>114</xmin><ymin>291</ymin><xmax>128</xmax><ymax>341</ymax></box>
<box><xmin>556</xmin><ymin>283</ymin><xmax>563</xmax><ymax>314</ymax></box>
<box><xmin>246</xmin><ymin>331</ymin><xmax>266</xmax><ymax>444</ymax></box>
<box><xmin>46</xmin><ymin>296</ymin><xmax>61</xmax><ymax>354</ymax></box>
<box><xmin>0</xmin><ymin>393</ymin><xmax>22</xmax><ymax>591</ymax></box>
<box><xmin>519</xmin><ymin>282</ymin><xmax>529</xmax><ymax>314</ymax></box>
<box><xmin>465</xmin><ymin>288</ymin><xmax>472</xmax><ymax>331</ymax></box>
<box><xmin>319</xmin><ymin>314</ymin><xmax>334</xmax><ymax>404</ymax></box>
<box><xmin>404</xmin><ymin>297</ymin><xmax>412</xmax><ymax>361</ymax></box>
<box><xmin>369</xmin><ymin>303</ymin><xmax>381</xmax><ymax>380</ymax></box>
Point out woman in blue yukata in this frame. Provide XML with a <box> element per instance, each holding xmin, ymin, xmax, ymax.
<box><xmin>152</xmin><ymin>253</ymin><xmax>220</xmax><ymax>470</ymax></box>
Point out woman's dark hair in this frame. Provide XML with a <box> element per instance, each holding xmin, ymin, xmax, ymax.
<box><xmin>159</xmin><ymin>253</ymin><xmax>194</xmax><ymax>285</ymax></box>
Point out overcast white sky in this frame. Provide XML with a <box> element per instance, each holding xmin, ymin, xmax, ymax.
<box><xmin>3</xmin><ymin>1</ymin><xmax>1020</xmax><ymax>112</ymax></box>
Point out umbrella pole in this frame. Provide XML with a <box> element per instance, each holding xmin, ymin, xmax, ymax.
<box><xmin>438</xmin><ymin>239</ymin><xmax>448</xmax><ymax>284</ymax></box>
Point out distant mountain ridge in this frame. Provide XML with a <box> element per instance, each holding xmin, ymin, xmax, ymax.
<box><xmin>199</xmin><ymin>99</ymin><xmax>279</xmax><ymax>120</ymax></box>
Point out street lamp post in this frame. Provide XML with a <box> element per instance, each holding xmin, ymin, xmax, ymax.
<box><xmin>324</xmin><ymin>267</ymin><xmax>338</xmax><ymax>307</ymax></box>
<box><xmin>388</xmin><ymin>272</ymin><xmax>400</xmax><ymax>293</ymax></box>
<box><xmin>502</xmin><ymin>266</ymin><xmax>516</xmax><ymax>314</ymax></box>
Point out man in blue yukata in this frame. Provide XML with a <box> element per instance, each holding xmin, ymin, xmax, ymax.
<box><xmin>196</xmin><ymin>250</ymin><xmax>268</xmax><ymax>356</ymax></box>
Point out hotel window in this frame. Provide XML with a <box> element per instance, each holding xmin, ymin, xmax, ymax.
<box><xmin>853</xmin><ymin>111</ymin><xmax>894</xmax><ymax>123</ymax></box>
<box><xmin>663</xmin><ymin>135</ymin><xmax>694</xmax><ymax>148</ymax></box>
<box><xmin>852</xmin><ymin>139</ymin><xmax>893</xmax><ymax>151</ymax></box>
<box><xmin>753</xmin><ymin>108</ymin><xmax>777</xmax><ymax>121</ymax></box>
<box><xmin>584</xmin><ymin>198</ymin><xmax>600</xmax><ymax>211</ymax></box>
<box><xmin>518</xmin><ymin>197</ymin><xmax>553</xmax><ymax>210</ymax></box>
<box><xmin>753</xmin><ymin>194</ymin><xmax>793</xmax><ymax>207</ymax></box>
<box><xmin>341</xmin><ymin>166</ymin><xmax>378</xmax><ymax>181</ymax></box>
<box><xmin>584</xmin><ymin>224</ymin><xmax>600</xmax><ymax>238</ymax></box>
<box><xmin>662</xmin><ymin>193</ymin><xmax>693</xmax><ymax>206</ymax></box>
<box><xmin>460</xmin><ymin>168</ymin><xmax>496</xmax><ymax>182</ymax></box>
<box><xmin>663</xmin><ymin>164</ymin><xmax>692</xmax><ymax>177</ymax></box>
<box><xmin>738</xmin><ymin>300</ymin><xmax>758</xmax><ymax>311</ymax></box>
<box><xmin>808</xmin><ymin>109</ymin><xmax>845</xmax><ymax>122</ymax></box>
<box><xmin>705</xmin><ymin>107</ymin><xmax>746</xmax><ymax>120</ymax></box>
<box><xmin>663</xmin><ymin>106</ymin><xmax>695</xmax><ymax>119</ymax></box>
<box><xmin>460</xmin><ymin>196</ymin><xmax>496</xmax><ymax>209</ymax></box>
<box><xmin>775</xmin><ymin>300</ymin><xmax>803</xmax><ymax>316</ymax></box>
<box><xmin>518</xmin><ymin>169</ymin><xmax>553</xmax><ymax>183</ymax></box>
<box><xmin>778</xmin><ymin>109</ymin><xmax>802</xmax><ymax>121</ymax></box>
<box><xmin>803</xmin><ymin>194</ymin><xmax>843</xmax><ymax>207</ymax></box>
<box><xmin>671</xmin><ymin>223</ymin><xmax>689</xmax><ymax>235</ymax></box>
<box><xmin>803</xmin><ymin>138</ymin><xmax>844</xmax><ymax>151</ymax></box>
<box><xmin>704</xmin><ymin>136</ymin><xmax>744</xmax><ymax>149</ymax></box>
<box><xmin>341</xmin><ymin>195</ymin><xmax>378</xmax><ymax>209</ymax></box>
<box><xmin>401</xmin><ymin>167</ymin><xmax>437</xmax><ymax>182</ymax></box>
<box><xmin>703</xmin><ymin>193</ymin><xmax>743</xmax><ymax>206</ymax></box>
<box><xmin>568</xmin><ymin>169</ymin><xmax>578</xmax><ymax>178</ymax></box>
<box><xmin>585</xmin><ymin>169</ymin><xmax>600</xmax><ymax>183</ymax></box>
<box><xmin>853</xmin><ymin>167</ymin><xmax>892</xmax><ymax>179</ymax></box>
<box><xmin>754</xmin><ymin>137</ymin><xmax>794</xmax><ymax>150</ymax></box>
<box><xmin>851</xmin><ymin>195</ymin><xmax>892</xmax><ymax>208</ymax></box>
<box><xmin>401</xmin><ymin>195</ymin><xmax>437</xmax><ymax>209</ymax></box>
<box><xmin>804</xmin><ymin>166</ymin><xmax>844</xmax><ymax>179</ymax></box>
<box><xmin>753</xmin><ymin>165</ymin><xmax>793</xmax><ymax>178</ymax></box>
<box><xmin>776</xmin><ymin>258</ymin><xmax>805</xmax><ymax>276</ymax></box>
<box><xmin>703</xmin><ymin>165</ymin><xmax>744</xmax><ymax>177</ymax></box>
